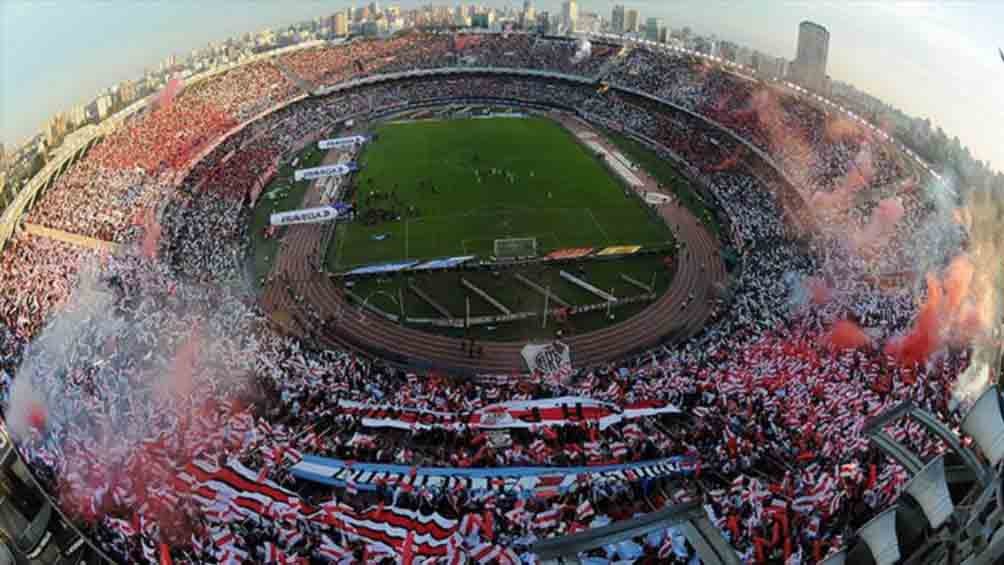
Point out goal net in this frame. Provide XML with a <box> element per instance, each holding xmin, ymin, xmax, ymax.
<box><xmin>494</xmin><ymin>237</ymin><xmax>537</xmax><ymax>259</ymax></box>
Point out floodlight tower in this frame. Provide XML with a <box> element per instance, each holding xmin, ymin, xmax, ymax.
<box><xmin>826</xmin><ymin>385</ymin><xmax>1004</xmax><ymax>564</ymax></box>
<box><xmin>0</xmin><ymin>425</ymin><xmax>111</xmax><ymax>563</ymax></box>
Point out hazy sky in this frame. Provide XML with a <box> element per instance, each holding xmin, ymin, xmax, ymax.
<box><xmin>3</xmin><ymin>1</ymin><xmax>1003</xmax><ymax>171</ymax></box>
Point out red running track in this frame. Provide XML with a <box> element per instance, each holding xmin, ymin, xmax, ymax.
<box><xmin>261</xmin><ymin>117</ymin><xmax>727</xmax><ymax>373</ymax></box>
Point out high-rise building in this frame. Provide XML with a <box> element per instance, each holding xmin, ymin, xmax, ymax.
<box><xmin>790</xmin><ymin>21</ymin><xmax>830</xmax><ymax>92</ymax></box>
<box><xmin>333</xmin><ymin>12</ymin><xmax>349</xmax><ymax>36</ymax></box>
<box><xmin>69</xmin><ymin>104</ymin><xmax>88</xmax><ymax>127</ymax></box>
<box><xmin>715</xmin><ymin>40</ymin><xmax>738</xmax><ymax>62</ymax></box>
<box><xmin>736</xmin><ymin>46</ymin><xmax>753</xmax><ymax>68</ymax></box>
<box><xmin>755</xmin><ymin>54</ymin><xmax>787</xmax><ymax>80</ymax></box>
<box><xmin>611</xmin><ymin>5</ymin><xmax>625</xmax><ymax>33</ymax></box>
<box><xmin>521</xmin><ymin>1</ymin><xmax>535</xmax><ymax>29</ymax></box>
<box><xmin>625</xmin><ymin>9</ymin><xmax>639</xmax><ymax>33</ymax></box>
<box><xmin>96</xmin><ymin>93</ymin><xmax>114</xmax><ymax>120</ymax></box>
<box><xmin>577</xmin><ymin>10</ymin><xmax>600</xmax><ymax>34</ymax></box>
<box><xmin>44</xmin><ymin>113</ymin><xmax>69</xmax><ymax>149</ymax></box>
<box><xmin>119</xmin><ymin>80</ymin><xmax>138</xmax><ymax>105</ymax></box>
<box><xmin>645</xmin><ymin>17</ymin><xmax>663</xmax><ymax>42</ymax></box>
<box><xmin>767</xmin><ymin>56</ymin><xmax>789</xmax><ymax>80</ymax></box>
<box><xmin>537</xmin><ymin>11</ymin><xmax>552</xmax><ymax>34</ymax></box>
<box><xmin>561</xmin><ymin>0</ymin><xmax>578</xmax><ymax>32</ymax></box>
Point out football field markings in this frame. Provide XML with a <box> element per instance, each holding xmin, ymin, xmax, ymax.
<box><xmin>586</xmin><ymin>208</ymin><xmax>613</xmax><ymax>245</ymax></box>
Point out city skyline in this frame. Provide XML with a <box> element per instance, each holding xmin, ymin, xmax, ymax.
<box><xmin>3</xmin><ymin>1</ymin><xmax>1003</xmax><ymax>172</ymax></box>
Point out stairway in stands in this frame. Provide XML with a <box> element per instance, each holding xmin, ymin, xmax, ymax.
<box><xmin>22</xmin><ymin>223</ymin><xmax>121</xmax><ymax>253</ymax></box>
<box><xmin>272</xmin><ymin>60</ymin><xmax>317</xmax><ymax>97</ymax></box>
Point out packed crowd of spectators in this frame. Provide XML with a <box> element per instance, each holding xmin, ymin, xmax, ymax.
<box><xmin>0</xmin><ymin>36</ymin><xmax>982</xmax><ymax>564</ymax></box>
<box><xmin>25</xmin><ymin>162</ymin><xmax>172</xmax><ymax>243</ymax></box>
<box><xmin>603</xmin><ymin>47</ymin><xmax>907</xmax><ymax>200</ymax></box>
<box><xmin>87</xmin><ymin>99</ymin><xmax>237</xmax><ymax>173</ymax></box>
<box><xmin>279</xmin><ymin>35</ymin><xmax>445</xmax><ymax>88</ymax></box>
<box><xmin>26</xmin><ymin>32</ymin><xmax>928</xmax><ymax>265</ymax></box>
<box><xmin>438</xmin><ymin>34</ymin><xmax>619</xmax><ymax>77</ymax></box>
<box><xmin>0</xmin><ymin>235</ymin><xmax>106</xmax><ymax>340</ymax></box>
<box><xmin>181</xmin><ymin>60</ymin><xmax>299</xmax><ymax>122</ymax></box>
<box><xmin>0</xmin><ymin>239</ymin><xmax>702</xmax><ymax>563</ymax></box>
<box><xmin>277</xmin><ymin>33</ymin><xmax>620</xmax><ymax>90</ymax></box>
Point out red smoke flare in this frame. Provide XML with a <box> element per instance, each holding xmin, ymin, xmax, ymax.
<box><xmin>944</xmin><ymin>254</ymin><xmax>974</xmax><ymax>317</ymax></box>
<box><xmin>825</xmin><ymin>117</ymin><xmax>862</xmax><ymax>142</ymax></box>
<box><xmin>28</xmin><ymin>402</ymin><xmax>47</xmax><ymax>431</ymax></box>
<box><xmin>826</xmin><ymin>320</ymin><xmax>871</xmax><ymax>351</ymax></box>
<box><xmin>165</xmin><ymin>325</ymin><xmax>201</xmax><ymax>401</ymax></box>
<box><xmin>854</xmin><ymin>197</ymin><xmax>905</xmax><ymax>253</ymax></box>
<box><xmin>706</xmin><ymin>148</ymin><xmax>742</xmax><ymax>173</ymax></box>
<box><xmin>886</xmin><ymin>274</ymin><xmax>943</xmax><ymax>365</ymax></box>
<box><xmin>804</xmin><ymin>277</ymin><xmax>832</xmax><ymax>306</ymax></box>
<box><xmin>157</xmin><ymin>76</ymin><xmax>183</xmax><ymax>112</ymax></box>
<box><xmin>811</xmin><ymin>145</ymin><xmax>879</xmax><ymax>215</ymax></box>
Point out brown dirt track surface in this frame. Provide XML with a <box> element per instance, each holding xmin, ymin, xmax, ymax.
<box><xmin>260</xmin><ymin>115</ymin><xmax>728</xmax><ymax>373</ymax></box>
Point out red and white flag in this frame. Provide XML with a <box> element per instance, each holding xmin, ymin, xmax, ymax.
<box><xmin>534</xmin><ymin>508</ymin><xmax>560</xmax><ymax>530</ymax></box>
<box><xmin>316</xmin><ymin>535</ymin><xmax>352</xmax><ymax>562</ymax></box>
<box><xmin>469</xmin><ymin>542</ymin><xmax>501</xmax><ymax>565</ymax></box>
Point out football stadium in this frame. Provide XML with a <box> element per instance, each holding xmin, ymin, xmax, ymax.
<box><xmin>1</xmin><ymin>9</ymin><xmax>1003</xmax><ymax>565</ymax></box>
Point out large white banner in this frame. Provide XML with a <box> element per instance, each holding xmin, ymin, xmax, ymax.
<box><xmin>318</xmin><ymin>135</ymin><xmax>368</xmax><ymax>150</ymax></box>
<box><xmin>294</xmin><ymin>163</ymin><xmax>354</xmax><ymax>182</ymax></box>
<box><xmin>336</xmin><ymin>396</ymin><xmax>680</xmax><ymax>431</ymax></box>
<box><xmin>270</xmin><ymin>205</ymin><xmax>338</xmax><ymax>227</ymax></box>
<box><xmin>522</xmin><ymin>341</ymin><xmax>572</xmax><ymax>376</ymax></box>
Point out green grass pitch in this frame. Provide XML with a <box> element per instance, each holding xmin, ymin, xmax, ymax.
<box><xmin>328</xmin><ymin>116</ymin><xmax>673</xmax><ymax>270</ymax></box>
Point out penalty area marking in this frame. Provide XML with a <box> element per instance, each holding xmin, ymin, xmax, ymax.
<box><xmin>461</xmin><ymin>232</ymin><xmax>558</xmax><ymax>256</ymax></box>
<box><xmin>586</xmin><ymin>208</ymin><xmax>613</xmax><ymax>245</ymax></box>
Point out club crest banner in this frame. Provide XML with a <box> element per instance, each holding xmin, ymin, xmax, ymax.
<box><xmin>522</xmin><ymin>341</ymin><xmax>572</xmax><ymax>375</ymax></box>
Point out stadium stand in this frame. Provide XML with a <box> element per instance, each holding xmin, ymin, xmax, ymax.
<box><xmin>0</xmin><ymin>32</ymin><xmax>989</xmax><ymax>564</ymax></box>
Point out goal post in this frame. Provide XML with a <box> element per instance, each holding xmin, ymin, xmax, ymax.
<box><xmin>494</xmin><ymin>237</ymin><xmax>537</xmax><ymax>259</ymax></box>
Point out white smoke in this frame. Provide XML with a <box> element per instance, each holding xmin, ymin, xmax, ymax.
<box><xmin>949</xmin><ymin>185</ymin><xmax>1004</xmax><ymax>411</ymax></box>
<box><xmin>7</xmin><ymin>260</ymin><xmax>117</xmax><ymax>440</ymax></box>
<box><xmin>906</xmin><ymin>172</ymin><xmax>964</xmax><ymax>280</ymax></box>
<box><xmin>6</xmin><ymin>246</ymin><xmax>264</xmax><ymax>524</ymax></box>
<box><xmin>571</xmin><ymin>38</ymin><xmax>592</xmax><ymax>64</ymax></box>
